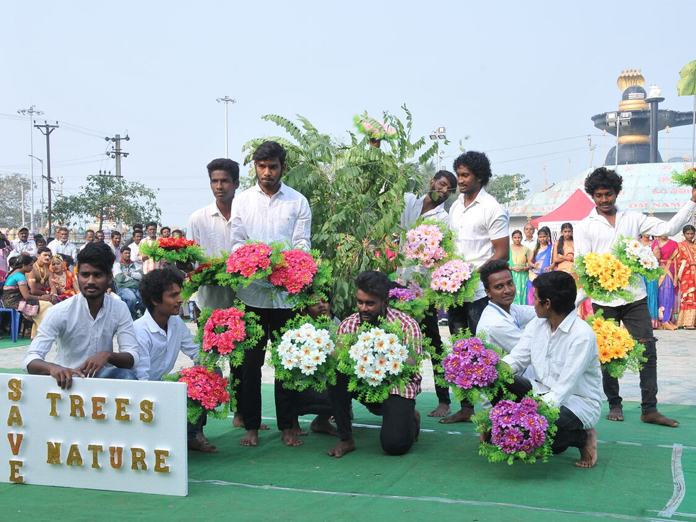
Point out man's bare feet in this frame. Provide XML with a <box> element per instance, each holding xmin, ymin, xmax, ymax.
<box><xmin>281</xmin><ymin>429</ymin><xmax>304</xmax><ymax>447</ymax></box>
<box><xmin>239</xmin><ymin>429</ymin><xmax>259</xmax><ymax>447</ymax></box>
<box><xmin>439</xmin><ymin>406</ymin><xmax>474</xmax><ymax>424</ymax></box>
<box><xmin>293</xmin><ymin>417</ymin><xmax>308</xmax><ymax>436</ymax></box>
<box><xmin>641</xmin><ymin>411</ymin><xmax>679</xmax><ymax>427</ymax></box>
<box><xmin>233</xmin><ymin>413</ymin><xmax>269</xmax><ymax>430</ymax></box>
<box><xmin>414</xmin><ymin>410</ymin><xmax>421</xmax><ymax>442</ymax></box>
<box><xmin>188</xmin><ymin>432</ymin><xmax>218</xmax><ymax>453</ymax></box>
<box><xmin>327</xmin><ymin>439</ymin><xmax>356</xmax><ymax>458</ymax></box>
<box><xmin>428</xmin><ymin>403</ymin><xmax>451</xmax><ymax>418</ymax></box>
<box><xmin>310</xmin><ymin>415</ymin><xmax>338</xmax><ymax>437</ymax></box>
<box><xmin>575</xmin><ymin>428</ymin><xmax>598</xmax><ymax>468</ymax></box>
<box><xmin>606</xmin><ymin>406</ymin><xmax>624</xmax><ymax>422</ymax></box>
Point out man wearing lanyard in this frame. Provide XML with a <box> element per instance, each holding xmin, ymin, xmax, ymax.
<box><xmin>476</xmin><ymin>260</ymin><xmax>536</xmax><ymax>378</ymax></box>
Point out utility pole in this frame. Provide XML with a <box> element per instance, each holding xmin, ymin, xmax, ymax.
<box><xmin>17</xmin><ymin>105</ymin><xmax>43</xmax><ymax>231</ymax></box>
<box><xmin>34</xmin><ymin>121</ymin><xmax>59</xmax><ymax>237</ymax></box>
<box><xmin>20</xmin><ymin>179</ymin><xmax>26</xmax><ymax>227</ymax></box>
<box><xmin>58</xmin><ymin>176</ymin><xmax>65</xmax><ymax>197</ymax></box>
<box><xmin>106</xmin><ymin>134</ymin><xmax>130</xmax><ymax>232</ymax></box>
<box><xmin>216</xmin><ymin>96</ymin><xmax>236</xmax><ymax>158</ymax></box>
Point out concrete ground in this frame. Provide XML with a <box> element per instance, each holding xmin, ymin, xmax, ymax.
<box><xmin>3</xmin><ymin>324</ymin><xmax>694</xmax><ymax>407</ymax></box>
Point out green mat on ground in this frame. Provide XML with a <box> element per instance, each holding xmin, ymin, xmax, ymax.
<box><xmin>1</xmin><ymin>385</ymin><xmax>693</xmax><ymax>522</ymax></box>
<box><xmin>0</xmin><ymin>337</ymin><xmax>30</xmax><ymax>350</ymax></box>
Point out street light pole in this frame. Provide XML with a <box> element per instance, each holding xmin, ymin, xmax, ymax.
<box><xmin>429</xmin><ymin>126</ymin><xmax>447</xmax><ymax>172</ymax></box>
<box><xmin>17</xmin><ymin>105</ymin><xmax>43</xmax><ymax>231</ymax></box>
<box><xmin>28</xmin><ymin>155</ymin><xmax>44</xmax><ymax>231</ymax></box>
<box><xmin>216</xmin><ymin>96</ymin><xmax>236</xmax><ymax>158</ymax></box>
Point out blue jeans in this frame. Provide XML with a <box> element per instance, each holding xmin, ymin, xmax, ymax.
<box><xmin>117</xmin><ymin>287</ymin><xmax>144</xmax><ymax>318</ymax></box>
<box><xmin>98</xmin><ymin>366</ymin><xmax>138</xmax><ymax>380</ymax></box>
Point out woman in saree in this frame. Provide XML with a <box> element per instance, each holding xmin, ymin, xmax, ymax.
<box><xmin>652</xmin><ymin>234</ymin><xmax>679</xmax><ymax>330</ymax></box>
<box><xmin>49</xmin><ymin>256</ymin><xmax>79</xmax><ymax>301</ymax></box>
<box><xmin>1</xmin><ymin>254</ymin><xmax>53</xmax><ymax>339</ymax></box>
<box><xmin>526</xmin><ymin>226</ymin><xmax>553</xmax><ymax>305</ymax></box>
<box><xmin>639</xmin><ymin>234</ymin><xmax>660</xmax><ymax>329</ymax></box>
<box><xmin>552</xmin><ymin>222</ymin><xmax>575</xmax><ymax>273</ymax></box>
<box><xmin>509</xmin><ymin>230</ymin><xmax>530</xmax><ymax>305</ymax></box>
<box><xmin>676</xmin><ymin>225</ymin><xmax>696</xmax><ymax>329</ymax></box>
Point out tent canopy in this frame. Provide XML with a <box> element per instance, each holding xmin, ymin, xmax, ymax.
<box><xmin>531</xmin><ymin>188</ymin><xmax>594</xmax><ymax>228</ymax></box>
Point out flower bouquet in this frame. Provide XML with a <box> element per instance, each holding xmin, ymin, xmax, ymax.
<box><xmin>164</xmin><ymin>366</ymin><xmax>231</xmax><ymax>424</ymax></box>
<box><xmin>284</xmin><ymin>256</ymin><xmax>334</xmax><ymax>311</ymax></box>
<box><xmin>194</xmin><ymin>304</ymin><xmax>263</xmax><ymax>368</ymax></box>
<box><xmin>138</xmin><ymin>237</ymin><xmax>207</xmax><ymax>265</ymax></box>
<box><xmin>269</xmin><ymin>315</ymin><xmax>338</xmax><ymax>392</ymax></box>
<box><xmin>222</xmin><ymin>241</ymin><xmax>283</xmax><ymax>290</ymax></box>
<box><xmin>354</xmin><ymin>114</ymin><xmax>397</xmax><ymax>141</ymax></box>
<box><xmin>586</xmin><ymin>310</ymin><xmax>646</xmax><ymax>378</ymax></box>
<box><xmin>425</xmin><ymin>258</ymin><xmax>480</xmax><ymax>309</ymax></box>
<box><xmin>336</xmin><ymin>318</ymin><xmax>422</xmax><ymax>403</ymax></box>
<box><xmin>671</xmin><ymin>167</ymin><xmax>696</xmax><ymax>187</ymax></box>
<box><xmin>269</xmin><ymin>249</ymin><xmax>318</xmax><ymax>294</ymax></box>
<box><xmin>474</xmin><ymin>394</ymin><xmax>560</xmax><ymax>465</ymax></box>
<box><xmin>388</xmin><ymin>286</ymin><xmax>429</xmax><ymax>322</ymax></box>
<box><xmin>434</xmin><ymin>331</ymin><xmax>513</xmax><ymax>405</ymax></box>
<box><xmin>612</xmin><ymin>236</ymin><xmax>662</xmax><ymax>282</ymax></box>
<box><xmin>401</xmin><ymin>219</ymin><xmax>455</xmax><ymax>269</ymax></box>
<box><xmin>181</xmin><ymin>257</ymin><xmax>227</xmax><ymax>301</ymax></box>
<box><xmin>575</xmin><ymin>252</ymin><xmax>633</xmax><ymax>302</ymax></box>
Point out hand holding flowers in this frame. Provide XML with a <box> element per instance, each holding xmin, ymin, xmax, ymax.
<box><xmin>586</xmin><ymin>310</ymin><xmax>646</xmax><ymax>378</ymax></box>
<box><xmin>164</xmin><ymin>366</ymin><xmax>230</xmax><ymax>424</ymax></box>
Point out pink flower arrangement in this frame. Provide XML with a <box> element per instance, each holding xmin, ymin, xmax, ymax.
<box><xmin>442</xmin><ymin>337</ymin><xmax>499</xmax><ymax>390</ymax></box>
<box><xmin>178</xmin><ymin>366</ymin><xmax>230</xmax><ymax>410</ymax></box>
<box><xmin>226</xmin><ymin>243</ymin><xmax>273</xmax><ymax>277</ymax></box>
<box><xmin>489</xmin><ymin>398</ymin><xmax>549</xmax><ymax>455</ymax></box>
<box><xmin>402</xmin><ymin>224</ymin><xmax>448</xmax><ymax>268</ymax></box>
<box><xmin>430</xmin><ymin>259</ymin><xmax>473</xmax><ymax>292</ymax></box>
<box><xmin>269</xmin><ymin>249</ymin><xmax>318</xmax><ymax>294</ymax></box>
<box><xmin>203</xmin><ymin>307</ymin><xmax>247</xmax><ymax>355</ymax></box>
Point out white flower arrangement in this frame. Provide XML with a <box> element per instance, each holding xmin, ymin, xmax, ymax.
<box><xmin>623</xmin><ymin>238</ymin><xmax>659</xmax><ymax>271</ymax></box>
<box><xmin>277</xmin><ymin>323</ymin><xmax>334</xmax><ymax>376</ymax></box>
<box><xmin>347</xmin><ymin>327</ymin><xmax>409</xmax><ymax>387</ymax></box>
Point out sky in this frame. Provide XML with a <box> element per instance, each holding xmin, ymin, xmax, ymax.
<box><xmin>2</xmin><ymin>0</ymin><xmax>695</xmax><ymax>232</ymax></box>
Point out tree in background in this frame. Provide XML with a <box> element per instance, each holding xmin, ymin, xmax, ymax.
<box><xmin>241</xmin><ymin>106</ymin><xmax>438</xmax><ymax>318</ymax></box>
<box><xmin>53</xmin><ymin>173</ymin><xmax>161</xmax><ymax>231</ymax></box>
<box><xmin>0</xmin><ymin>173</ymin><xmax>32</xmax><ymax>229</ymax></box>
<box><xmin>486</xmin><ymin>173</ymin><xmax>530</xmax><ymax>204</ymax></box>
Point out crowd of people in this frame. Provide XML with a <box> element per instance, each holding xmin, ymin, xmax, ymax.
<box><xmin>2</xmin><ymin>140</ymin><xmax>695</xmax><ymax>471</ymax></box>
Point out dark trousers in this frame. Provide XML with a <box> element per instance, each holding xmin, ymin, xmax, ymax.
<box><xmin>447</xmin><ymin>296</ymin><xmax>489</xmax><ymax>409</ymax></box>
<box><xmin>328</xmin><ymin>372</ymin><xmax>418</xmax><ymax>456</ymax></box>
<box><xmin>592</xmin><ymin>298</ymin><xmax>658</xmax><ymax>414</ymax></box>
<box><xmin>493</xmin><ymin>376</ymin><xmax>588</xmax><ymax>453</ymax></box>
<box><xmin>233</xmin><ymin>306</ymin><xmax>296</xmax><ymax>431</ymax></box>
<box><xmin>423</xmin><ymin>307</ymin><xmax>450</xmax><ymax>405</ymax></box>
<box><xmin>275</xmin><ymin>386</ymin><xmax>333</xmax><ymax>430</ymax></box>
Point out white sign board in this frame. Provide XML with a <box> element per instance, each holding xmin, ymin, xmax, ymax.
<box><xmin>0</xmin><ymin>374</ymin><xmax>188</xmax><ymax>496</ymax></box>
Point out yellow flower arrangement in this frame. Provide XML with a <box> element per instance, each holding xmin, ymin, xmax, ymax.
<box><xmin>583</xmin><ymin>253</ymin><xmax>632</xmax><ymax>292</ymax></box>
<box><xmin>586</xmin><ymin>311</ymin><xmax>646</xmax><ymax>378</ymax></box>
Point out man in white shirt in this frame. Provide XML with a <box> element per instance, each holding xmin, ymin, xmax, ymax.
<box><xmin>140</xmin><ymin>222</ymin><xmax>161</xmax><ymax>274</ymax></box>
<box><xmin>188</xmin><ymin>158</ymin><xmax>240</xmax><ymax>310</ymax></box>
<box><xmin>108</xmin><ymin>231</ymin><xmax>122</xmax><ymax>260</ymax></box>
<box><xmin>498</xmin><ymin>271</ymin><xmax>602</xmax><ymax>468</ymax></box>
<box><xmin>443</xmin><ymin>151</ymin><xmax>510</xmax><ymax>424</ymax></box>
<box><xmin>400</xmin><ymin>169</ymin><xmax>457</xmax><ymax>418</ymax></box>
<box><xmin>476</xmin><ymin>259</ymin><xmax>536</xmax><ymax>356</ymax></box>
<box><xmin>23</xmin><ymin>242</ymin><xmax>139</xmax><ymax>389</ymax></box>
<box><xmin>128</xmin><ymin>229</ymin><xmax>144</xmax><ymax>271</ymax></box>
<box><xmin>134</xmin><ymin>268</ymin><xmax>218</xmax><ymax>453</ymax></box>
<box><xmin>7</xmin><ymin>227</ymin><xmax>37</xmax><ymax>263</ymax></box>
<box><xmin>230</xmin><ymin>141</ymin><xmax>311</xmax><ymax>448</ymax></box>
<box><xmin>78</xmin><ymin>229</ymin><xmax>95</xmax><ymax>254</ymax></box>
<box><xmin>575</xmin><ymin>167</ymin><xmax>696</xmax><ymax>428</ymax></box>
<box><xmin>48</xmin><ymin>227</ymin><xmax>77</xmax><ymax>268</ymax></box>
<box><xmin>521</xmin><ymin>223</ymin><xmax>536</xmax><ymax>251</ymax></box>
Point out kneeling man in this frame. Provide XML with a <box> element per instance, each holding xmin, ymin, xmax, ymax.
<box><xmin>496</xmin><ymin>271</ymin><xmax>602</xmax><ymax>468</ymax></box>
<box><xmin>327</xmin><ymin>271</ymin><xmax>422</xmax><ymax>458</ymax></box>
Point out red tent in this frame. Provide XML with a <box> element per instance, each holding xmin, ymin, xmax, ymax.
<box><xmin>531</xmin><ymin>188</ymin><xmax>594</xmax><ymax>228</ymax></box>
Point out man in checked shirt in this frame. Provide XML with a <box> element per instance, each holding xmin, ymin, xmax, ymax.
<box><xmin>327</xmin><ymin>271</ymin><xmax>422</xmax><ymax>458</ymax></box>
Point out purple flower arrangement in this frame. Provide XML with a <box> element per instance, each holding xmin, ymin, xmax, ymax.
<box><xmin>388</xmin><ymin>287</ymin><xmax>416</xmax><ymax>302</ymax></box>
<box><xmin>442</xmin><ymin>337</ymin><xmax>499</xmax><ymax>390</ymax></box>
<box><xmin>490</xmin><ymin>398</ymin><xmax>549</xmax><ymax>454</ymax></box>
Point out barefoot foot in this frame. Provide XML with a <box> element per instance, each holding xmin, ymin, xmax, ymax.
<box><xmin>188</xmin><ymin>431</ymin><xmax>218</xmax><ymax>453</ymax></box>
<box><xmin>641</xmin><ymin>411</ymin><xmax>679</xmax><ymax>427</ymax></box>
<box><xmin>281</xmin><ymin>429</ymin><xmax>304</xmax><ymax>446</ymax></box>
<box><xmin>327</xmin><ymin>439</ymin><xmax>356</xmax><ymax>458</ymax></box>
<box><xmin>233</xmin><ymin>413</ymin><xmax>270</xmax><ymax>431</ymax></box>
<box><xmin>439</xmin><ymin>406</ymin><xmax>474</xmax><ymax>424</ymax></box>
<box><xmin>606</xmin><ymin>407</ymin><xmax>624</xmax><ymax>422</ymax></box>
<box><xmin>310</xmin><ymin>415</ymin><xmax>338</xmax><ymax>437</ymax></box>
<box><xmin>428</xmin><ymin>403</ymin><xmax>451</xmax><ymax>418</ymax></box>
<box><xmin>239</xmin><ymin>429</ymin><xmax>259</xmax><ymax>447</ymax></box>
<box><xmin>575</xmin><ymin>428</ymin><xmax>598</xmax><ymax>468</ymax></box>
<box><xmin>293</xmin><ymin>417</ymin><xmax>308</xmax><ymax>437</ymax></box>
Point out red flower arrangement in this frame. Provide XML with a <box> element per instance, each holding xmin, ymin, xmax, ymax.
<box><xmin>203</xmin><ymin>307</ymin><xmax>247</xmax><ymax>356</ymax></box>
<box><xmin>178</xmin><ymin>366</ymin><xmax>230</xmax><ymax>410</ymax></box>
<box><xmin>139</xmin><ymin>237</ymin><xmax>206</xmax><ymax>264</ymax></box>
<box><xmin>269</xmin><ymin>249</ymin><xmax>318</xmax><ymax>294</ymax></box>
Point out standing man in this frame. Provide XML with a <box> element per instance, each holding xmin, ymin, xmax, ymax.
<box><xmin>129</xmin><ymin>229</ymin><xmax>144</xmax><ymax>271</ymax></box>
<box><xmin>48</xmin><ymin>227</ymin><xmax>77</xmax><ymax>268</ymax></box>
<box><xmin>521</xmin><ymin>223</ymin><xmax>536</xmax><ymax>251</ymax></box>
<box><xmin>23</xmin><ymin>242</ymin><xmax>139</xmax><ymax>389</ymax></box>
<box><xmin>400</xmin><ymin>170</ymin><xmax>457</xmax><ymax>418</ymax></box>
<box><xmin>442</xmin><ymin>151</ymin><xmax>510</xmax><ymax>424</ymax></box>
<box><xmin>230</xmin><ymin>141</ymin><xmax>311</xmax><ymax>447</ymax></box>
<box><xmin>79</xmin><ymin>230</ymin><xmax>95</xmax><ymax>254</ymax></box>
<box><xmin>575</xmin><ymin>167</ymin><xmax>696</xmax><ymax>428</ymax></box>
<box><xmin>160</xmin><ymin>226</ymin><xmax>171</xmax><ymax>239</ymax></box>
<box><xmin>95</xmin><ymin>230</ymin><xmax>105</xmax><ymax>243</ymax></box>
<box><xmin>327</xmin><ymin>271</ymin><xmax>422</xmax><ymax>458</ymax></box>
<box><xmin>188</xmin><ymin>158</ymin><xmax>240</xmax><ymax>310</ymax></box>
<box><xmin>114</xmin><ymin>246</ymin><xmax>144</xmax><ymax>319</ymax></box>
<box><xmin>108</xmin><ymin>231</ymin><xmax>122</xmax><ymax>260</ymax></box>
<box><xmin>7</xmin><ymin>227</ymin><xmax>37</xmax><ymax>263</ymax></box>
<box><xmin>140</xmin><ymin>222</ymin><xmax>161</xmax><ymax>274</ymax></box>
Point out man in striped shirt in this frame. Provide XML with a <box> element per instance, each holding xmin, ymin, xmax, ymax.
<box><xmin>327</xmin><ymin>271</ymin><xmax>422</xmax><ymax>458</ymax></box>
